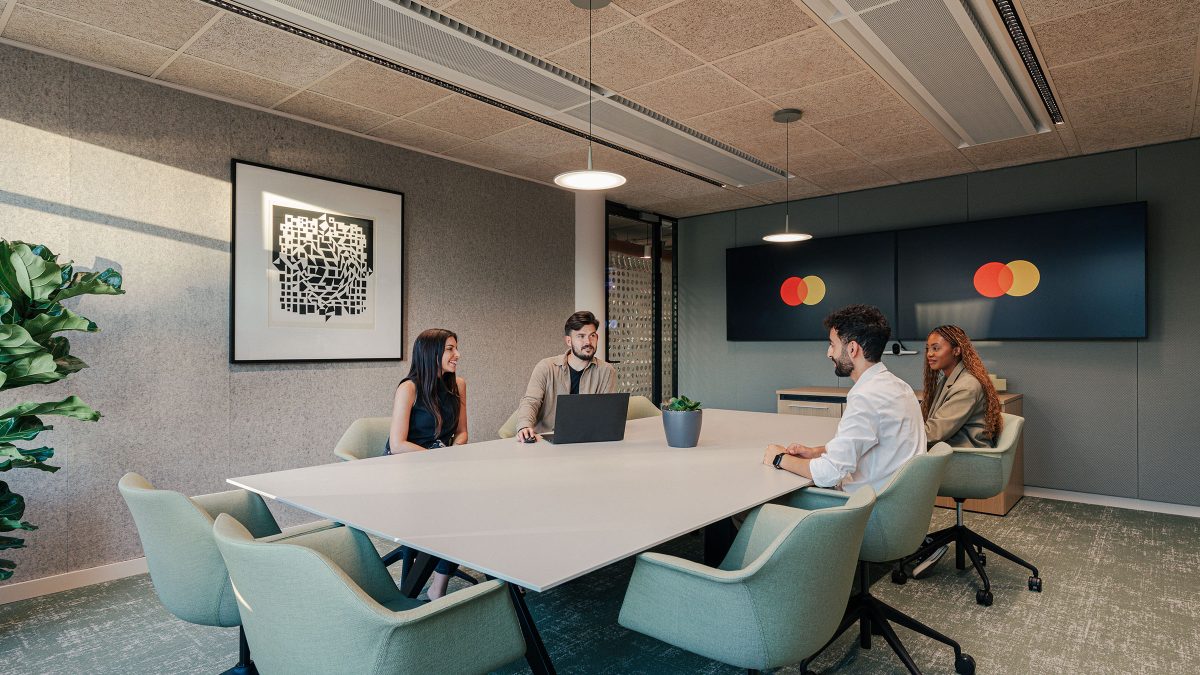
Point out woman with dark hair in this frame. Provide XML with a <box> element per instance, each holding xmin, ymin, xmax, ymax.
<box><xmin>386</xmin><ymin>328</ymin><xmax>467</xmax><ymax>599</ymax></box>
<box><xmin>922</xmin><ymin>325</ymin><xmax>1003</xmax><ymax>448</ymax></box>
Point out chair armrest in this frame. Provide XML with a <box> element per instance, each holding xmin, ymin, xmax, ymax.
<box><xmin>192</xmin><ymin>489</ymin><xmax>282</xmax><ymax>538</ymax></box>
<box><xmin>777</xmin><ymin>487</ymin><xmax>849</xmax><ymax>511</ymax></box>
<box><xmin>637</xmin><ymin>551</ymin><xmax>752</xmax><ymax>583</ymax></box>
<box><xmin>947</xmin><ymin>446</ymin><xmax>1006</xmax><ymax>455</ymax></box>
<box><xmin>261</xmin><ymin>521</ymin><xmax>342</xmax><ymax>542</ymax></box>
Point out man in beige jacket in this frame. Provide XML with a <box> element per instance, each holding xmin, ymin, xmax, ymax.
<box><xmin>515</xmin><ymin>311</ymin><xmax>617</xmax><ymax>442</ymax></box>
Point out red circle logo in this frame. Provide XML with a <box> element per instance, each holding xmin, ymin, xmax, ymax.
<box><xmin>974</xmin><ymin>260</ymin><xmax>1040</xmax><ymax>298</ymax></box>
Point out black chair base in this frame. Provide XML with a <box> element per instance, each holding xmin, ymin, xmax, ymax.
<box><xmin>899</xmin><ymin>499</ymin><xmax>1041</xmax><ymax>606</ymax></box>
<box><xmin>800</xmin><ymin>563</ymin><xmax>974</xmax><ymax>675</ymax></box>
<box><xmin>384</xmin><ymin>545</ymin><xmax>479</xmax><ymax>586</ymax></box>
<box><xmin>220</xmin><ymin>627</ymin><xmax>257</xmax><ymax>675</ymax></box>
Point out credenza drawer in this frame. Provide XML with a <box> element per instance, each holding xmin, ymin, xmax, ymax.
<box><xmin>777</xmin><ymin>400</ymin><xmax>843</xmax><ymax>418</ymax></box>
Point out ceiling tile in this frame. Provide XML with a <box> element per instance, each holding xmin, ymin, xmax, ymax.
<box><xmin>1031</xmin><ymin>0</ymin><xmax>1200</xmax><ymax>66</ymax></box>
<box><xmin>2</xmin><ymin>5</ymin><xmax>173</xmax><ymax>76</ymax></box>
<box><xmin>481</xmin><ymin>123</ymin><xmax>587</xmax><ymax>158</ymax></box>
<box><xmin>402</xmin><ymin>94</ymin><xmax>527</xmax><ymax>139</ymax></box>
<box><xmin>504</xmin><ymin>158</ymin><xmax>560</xmax><ymax>184</ymax></box>
<box><xmin>786</xmin><ymin>146</ymin><xmax>872</xmax><ymax>177</ymax></box>
<box><xmin>807</xmin><ymin>165</ymin><xmax>897</xmax><ymax>192</ymax></box>
<box><xmin>623</xmin><ymin>66</ymin><xmax>757</xmax><ymax>120</ymax></box>
<box><xmin>614</xmin><ymin>161</ymin><xmax>722</xmax><ymax>199</ymax></box>
<box><xmin>548</xmin><ymin>22</ymin><xmax>700</xmax><ymax>91</ymax></box>
<box><xmin>959</xmin><ymin>131</ymin><xmax>1067</xmax><ymax>170</ymax></box>
<box><xmin>308</xmin><ymin>61</ymin><xmax>450</xmax><ymax>116</ymax></box>
<box><xmin>686</xmin><ymin>100</ymin><xmax>838</xmax><ymax>161</ymax></box>
<box><xmin>642</xmin><ymin>188</ymin><xmax>764</xmax><ymax>217</ymax></box>
<box><xmin>612</xmin><ymin>0</ymin><xmax>675</xmax><ymax>15</ymax></box>
<box><xmin>184</xmin><ymin>13</ymin><xmax>351</xmax><ymax>87</ymax></box>
<box><xmin>442</xmin><ymin>0</ymin><xmax>628</xmax><ymax>56</ymax></box>
<box><xmin>275</xmin><ymin>91</ymin><xmax>395</xmax><ymax>134</ymax></box>
<box><xmin>1065</xmin><ymin>78</ymin><xmax>1194</xmax><ymax>126</ymax></box>
<box><xmin>443</xmin><ymin>141</ymin><xmax>535</xmax><ymax>172</ymax></box>
<box><xmin>875</xmin><ymin>150</ymin><xmax>975</xmax><ymax>182</ymax></box>
<box><xmin>715</xmin><ymin>28</ymin><xmax>862</xmax><ymax>97</ymax></box>
<box><xmin>540</xmin><ymin>143</ymin><xmax>644</xmax><ymax>173</ymax></box>
<box><xmin>369</xmin><ymin>118</ymin><xmax>473</xmax><ymax>153</ymax></box>
<box><xmin>158</xmin><ymin>54</ymin><xmax>295</xmax><ymax>108</ymax></box>
<box><xmin>845</xmin><ymin>128</ymin><xmax>955</xmax><ymax>163</ymax></box>
<box><xmin>768</xmin><ymin>72</ymin><xmax>899</xmax><ymax>125</ymax></box>
<box><xmin>19</xmin><ymin>0</ymin><xmax>218</xmax><ymax>49</ymax></box>
<box><xmin>1073</xmin><ymin>117</ymin><xmax>1190</xmax><ymax>154</ymax></box>
<box><xmin>1022</xmin><ymin>0</ymin><xmax>1114</xmax><ymax>25</ymax></box>
<box><xmin>1050</xmin><ymin>38</ymin><xmax>1195</xmax><ymax>101</ymax></box>
<box><xmin>811</xmin><ymin>104</ymin><xmax>931</xmax><ymax>146</ymax></box>
<box><xmin>1056</xmin><ymin>124</ymin><xmax>1082</xmax><ymax>155</ymax></box>
<box><xmin>644</xmin><ymin>0</ymin><xmax>816</xmax><ymax>61</ymax></box>
<box><xmin>737</xmin><ymin>177</ymin><xmax>827</xmax><ymax>202</ymax></box>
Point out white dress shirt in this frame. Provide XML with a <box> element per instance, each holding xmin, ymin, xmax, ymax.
<box><xmin>809</xmin><ymin>362</ymin><xmax>927</xmax><ymax>494</ymax></box>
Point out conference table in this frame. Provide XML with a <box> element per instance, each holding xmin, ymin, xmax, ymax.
<box><xmin>228</xmin><ymin>408</ymin><xmax>840</xmax><ymax>674</ymax></box>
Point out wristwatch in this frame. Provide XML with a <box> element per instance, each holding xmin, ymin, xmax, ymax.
<box><xmin>772</xmin><ymin>452</ymin><xmax>786</xmax><ymax>469</ymax></box>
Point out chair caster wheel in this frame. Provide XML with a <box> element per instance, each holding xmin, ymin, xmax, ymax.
<box><xmin>976</xmin><ymin>589</ymin><xmax>993</xmax><ymax>606</ymax></box>
<box><xmin>891</xmin><ymin>569</ymin><xmax>908</xmax><ymax>585</ymax></box>
<box><xmin>955</xmin><ymin>653</ymin><xmax>976</xmax><ymax>675</ymax></box>
<box><xmin>1028</xmin><ymin>576</ymin><xmax>1042</xmax><ymax>592</ymax></box>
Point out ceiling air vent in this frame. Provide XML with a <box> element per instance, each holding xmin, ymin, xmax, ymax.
<box><xmin>800</xmin><ymin>0</ymin><xmax>1059</xmax><ymax>147</ymax></box>
<box><xmin>227</xmin><ymin>0</ymin><xmax>786</xmax><ymax>187</ymax></box>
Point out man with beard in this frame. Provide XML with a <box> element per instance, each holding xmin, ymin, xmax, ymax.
<box><xmin>515</xmin><ymin>311</ymin><xmax>617</xmax><ymax>442</ymax></box>
<box><xmin>764</xmin><ymin>304</ymin><xmax>925</xmax><ymax>493</ymax></box>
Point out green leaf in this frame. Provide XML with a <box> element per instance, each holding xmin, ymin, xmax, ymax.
<box><xmin>0</xmin><ymin>242</ymin><xmax>65</xmax><ymax>306</ymax></box>
<box><xmin>0</xmin><ymin>445</ymin><xmax>57</xmax><ymax>472</ymax></box>
<box><xmin>45</xmin><ymin>336</ymin><xmax>70</xmax><ymax>359</ymax></box>
<box><xmin>0</xmin><ymin>324</ymin><xmax>46</xmax><ymax>364</ymax></box>
<box><xmin>0</xmin><ymin>481</ymin><xmax>32</xmax><ymax>530</ymax></box>
<box><xmin>0</xmin><ymin>292</ymin><xmax>12</xmax><ymax>324</ymax></box>
<box><xmin>24</xmin><ymin>305</ymin><xmax>97</xmax><ymax>341</ymax></box>
<box><xmin>0</xmin><ymin>538</ymin><xmax>25</xmax><ymax>551</ymax></box>
<box><xmin>0</xmin><ymin>396</ymin><xmax>100</xmax><ymax>423</ymax></box>
<box><xmin>0</xmin><ymin>352</ymin><xmax>64</xmax><ymax>389</ymax></box>
<box><xmin>52</xmin><ymin>268</ymin><xmax>125</xmax><ymax>303</ymax></box>
<box><xmin>0</xmin><ymin>416</ymin><xmax>52</xmax><ymax>444</ymax></box>
<box><xmin>54</xmin><ymin>354</ymin><xmax>88</xmax><ymax>376</ymax></box>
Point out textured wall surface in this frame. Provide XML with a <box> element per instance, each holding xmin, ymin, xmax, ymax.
<box><xmin>680</xmin><ymin>139</ymin><xmax>1200</xmax><ymax>506</ymax></box>
<box><xmin>0</xmin><ymin>44</ymin><xmax>575</xmax><ymax>584</ymax></box>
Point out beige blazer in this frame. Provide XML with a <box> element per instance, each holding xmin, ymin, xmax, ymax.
<box><xmin>925</xmin><ymin>362</ymin><xmax>994</xmax><ymax>448</ymax></box>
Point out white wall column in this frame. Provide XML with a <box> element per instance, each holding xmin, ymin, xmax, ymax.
<box><xmin>574</xmin><ymin>191</ymin><xmax>607</xmax><ymax>358</ymax></box>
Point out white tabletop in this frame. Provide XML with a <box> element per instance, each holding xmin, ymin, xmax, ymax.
<box><xmin>228</xmin><ymin>408</ymin><xmax>839</xmax><ymax>591</ymax></box>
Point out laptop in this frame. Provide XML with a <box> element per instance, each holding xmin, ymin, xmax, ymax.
<box><xmin>541</xmin><ymin>392</ymin><xmax>630</xmax><ymax>445</ymax></box>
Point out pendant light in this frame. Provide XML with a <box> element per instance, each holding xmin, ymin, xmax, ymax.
<box><xmin>640</xmin><ymin>221</ymin><xmax>652</xmax><ymax>259</ymax></box>
<box><xmin>554</xmin><ymin>0</ymin><xmax>626</xmax><ymax>191</ymax></box>
<box><xmin>762</xmin><ymin>108</ymin><xmax>812</xmax><ymax>243</ymax></box>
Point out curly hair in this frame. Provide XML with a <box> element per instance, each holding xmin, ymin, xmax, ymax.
<box><xmin>823</xmin><ymin>304</ymin><xmax>890</xmax><ymax>362</ymax></box>
<box><xmin>922</xmin><ymin>325</ymin><xmax>1003</xmax><ymax>442</ymax></box>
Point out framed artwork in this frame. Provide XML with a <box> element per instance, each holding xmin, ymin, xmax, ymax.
<box><xmin>231</xmin><ymin>160</ymin><xmax>404</xmax><ymax>362</ymax></box>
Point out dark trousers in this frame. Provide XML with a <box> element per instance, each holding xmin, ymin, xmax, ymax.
<box><xmin>402</xmin><ymin>546</ymin><xmax>459</xmax><ymax>576</ymax></box>
<box><xmin>703</xmin><ymin>517</ymin><xmax>739</xmax><ymax>567</ymax></box>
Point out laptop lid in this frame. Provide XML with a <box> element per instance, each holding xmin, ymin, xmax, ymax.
<box><xmin>546</xmin><ymin>392</ymin><xmax>630</xmax><ymax>444</ymax></box>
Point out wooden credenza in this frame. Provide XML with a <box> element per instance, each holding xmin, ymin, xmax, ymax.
<box><xmin>776</xmin><ymin>386</ymin><xmax>1024</xmax><ymax>516</ymax></box>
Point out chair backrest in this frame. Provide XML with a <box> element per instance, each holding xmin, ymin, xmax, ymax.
<box><xmin>497</xmin><ymin>408</ymin><xmax>520</xmax><ymax>439</ymax></box>
<box><xmin>939</xmin><ymin>413</ymin><xmax>1024</xmax><ymax>499</ymax></box>
<box><xmin>118</xmin><ymin>473</ymin><xmax>281</xmax><ymax>627</ymax></box>
<box><xmin>858</xmin><ymin>445</ymin><xmax>952</xmax><ymax>563</ymax></box>
<box><xmin>727</xmin><ymin>488</ymin><xmax>876</xmax><ymax>666</ymax></box>
<box><xmin>334</xmin><ymin>417</ymin><xmax>391</xmax><ymax>461</ymax></box>
<box><xmin>627</xmin><ymin>395</ymin><xmax>662</xmax><ymax>420</ymax></box>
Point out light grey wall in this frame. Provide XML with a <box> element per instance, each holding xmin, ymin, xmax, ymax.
<box><xmin>680</xmin><ymin>138</ymin><xmax>1200</xmax><ymax>507</ymax></box>
<box><xmin>0</xmin><ymin>44</ymin><xmax>575</xmax><ymax>585</ymax></box>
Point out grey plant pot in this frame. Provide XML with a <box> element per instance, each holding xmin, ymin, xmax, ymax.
<box><xmin>662</xmin><ymin>409</ymin><xmax>703</xmax><ymax>448</ymax></box>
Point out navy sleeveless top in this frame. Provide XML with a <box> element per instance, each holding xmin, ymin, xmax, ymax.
<box><xmin>385</xmin><ymin>377</ymin><xmax>458</xmax><ymax>453</ymax></box>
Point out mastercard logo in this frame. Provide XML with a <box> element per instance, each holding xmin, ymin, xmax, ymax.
<box><xmin>974</xmin><ymin>260</ymin><xmax>1040</xmax><ymax>298</ymax></box>
<box><xmin>780</xmin><ymin>275</ymin><xmax>826</xmax><ymax>306</ymax></box>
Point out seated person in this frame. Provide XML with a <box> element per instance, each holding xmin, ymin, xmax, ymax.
<box><xmin>386</xmin><ymin>328</ymin><xmax>468</xmax><ymax>600</ymax></box>
<box><xmin>764</xmin><ymin>304</ymin><xmax>926</xmax><ymax>493</ymax></box>
<box><xmin>514</xmin><ymin>311</ymin><xmax>617</xmax><ymax>442</ymax></box>
<box><xmin>910</xmin><ymin>324</ymin><xmax>1004</xmax><ymax>576</ymax></box>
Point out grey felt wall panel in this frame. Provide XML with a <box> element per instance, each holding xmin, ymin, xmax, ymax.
<box><xmin>0</xmin><ymin>46</ymin><xmax>574</xmax><ymax>584</ymax></box>
<box><xmin>680</xmin><ymin>140</ymin><xmax>1198</xmax><ymax>504</ymax></box>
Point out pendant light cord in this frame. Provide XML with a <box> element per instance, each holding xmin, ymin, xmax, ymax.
<box><xmin>784</xmin><ymin>117</ymin><xmax>790</xmax><ymax>233</ymax></box>
<box><xmin>587</xmin><ymin>2</ymin><xmax>593</xmax><ymax>171</ymax></box>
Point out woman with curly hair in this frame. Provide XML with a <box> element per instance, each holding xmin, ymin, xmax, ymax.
<box><xmin>922</xmin><ymin>324</ymin><xmax>1003</xmax><ymax>447</ymax></box>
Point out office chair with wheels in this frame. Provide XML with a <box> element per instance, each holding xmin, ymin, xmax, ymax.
<box><xmin>898</xmin><ymin>413</ymin><xmax>1040</xmax><ymax>606</ymax></box>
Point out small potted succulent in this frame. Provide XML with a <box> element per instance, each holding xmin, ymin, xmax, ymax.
<box><xmin>661</xmin><ymin>395</ymin><xmax>703</xmax><ymax>448</ymax></box>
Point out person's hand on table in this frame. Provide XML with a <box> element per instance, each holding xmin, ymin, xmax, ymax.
<box><xmin>516</xmin><ymin>427</ymin><xmax>537</xmax><ymax>442</ymax></box>
<box><xmin>764</xmin><ymin>444</ymin><xmax>786</xmax><ymax>465</ymax></box>
<box><xmin>785</xmin><ymin>443</ymin><xmax>821</xmax><ymax>458</ymax></box>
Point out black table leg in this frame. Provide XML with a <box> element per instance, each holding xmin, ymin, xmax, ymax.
<box><xmin>508</xmin><ymin>583</ymin><xmax>556</xmax><ymax>675</ymax></box>
<box><xmin>703</xmin><ymin>518</ymin><xmax>738</xmax><ymax>567</ymax></box>
<box><xmin>399</xmin><ymin>550</ymin><xmax>438</xmax><ymax>598</ymax></box>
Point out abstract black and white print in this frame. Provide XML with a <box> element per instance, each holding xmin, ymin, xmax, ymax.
<box><xmin>271</xmin><ymin>205</ymin><xmax>374</xmax><ymax>321</ymax></box>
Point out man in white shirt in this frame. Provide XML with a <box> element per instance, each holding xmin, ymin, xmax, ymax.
<box><xmin>764</xmin><ymin>304</ymin><xmax>926</xmax><ymax>493</ymax></box>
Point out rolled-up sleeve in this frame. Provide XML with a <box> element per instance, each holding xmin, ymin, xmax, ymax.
<box><xmin>809</xmin><ymin>392</ymin><xmax>878</xmax><ymax>488</ymax></box>
<box><xmin>516</xmin><ymin>361</ymin><xmax>550</xmax><ymax>431</ymax></box>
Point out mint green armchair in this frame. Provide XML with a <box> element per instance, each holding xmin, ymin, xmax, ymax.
<box><xmin>212</xmin><ymin>513</ymin><xmax>526</xmax><ymax>675</ymax></box>
<box><xmin>783</xmin><ymin>445</ymin><xmax>975</xmax><ymax>675</ymax></box>
<box><xmin>617</xmin><ymin>487</ymin><xmax>876</xmax><ymax>672</ymax></box>
<box><xmin>903</xmin><ymin>413</ymin><xmax>1040</xmax><ymax>606</ymax></box>
<box><xmin>118</xmin><ymin>472</ymin><xmax>332</xmax><ymax>675</ymax></box>
<box><xmin>333</xmin><ymin>416</ymin><xmax>391</xmax><ymax>461</ymax></box>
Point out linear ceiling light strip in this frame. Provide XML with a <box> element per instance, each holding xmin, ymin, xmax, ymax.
<box><xmin>991</xmin><ymin>0</ymin><xmax>1063</xmax><ymax>125</ymax></box>
<box><xmin>198</xmin><ymin>0</ymin><xmax>725</xmax><ymax>187</ymax></box>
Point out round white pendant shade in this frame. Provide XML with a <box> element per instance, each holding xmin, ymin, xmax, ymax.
<box><xmin>762</xmin><ymin>232</ymin><xmax>813</xmax><ymax>243</ymax></box>
<box><xmin>553</xmin><ymin>169</ymin><xmax>626</xmax><ymax>190</ymax></box>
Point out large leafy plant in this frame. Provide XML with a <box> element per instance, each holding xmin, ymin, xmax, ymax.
<box><xmin>0</xmin><ymin>240</ymin><xmax>123</xmax><ymax>580</ymax></box>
